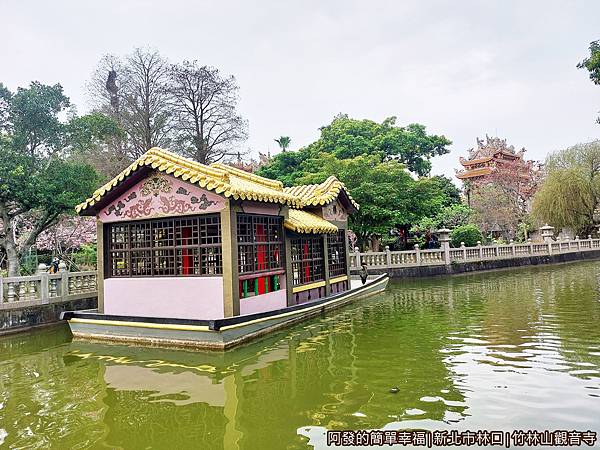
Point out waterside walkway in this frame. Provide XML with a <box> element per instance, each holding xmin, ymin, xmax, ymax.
<box><xmin>350</xmin><ymin>231</ymin><xmax>600</xmax><ymax>277</ymax></box>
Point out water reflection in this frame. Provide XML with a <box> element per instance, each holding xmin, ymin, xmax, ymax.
<box><xmin>0</xmin><ymin>261</ymin><xmax>600</xmax><ymax>449</ymax></box>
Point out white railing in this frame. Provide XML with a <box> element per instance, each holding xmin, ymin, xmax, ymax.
<box><xmin>0</xmin><ymin>270</ymin><xmax>97</xmax><ymax>311</ymax></box>
<box><xmin>350</xmin><ymin>236</ymin><xmax>600</xmax><ymax>271</ymax></box>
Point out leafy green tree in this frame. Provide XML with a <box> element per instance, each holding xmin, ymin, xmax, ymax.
<box><xmin>429</xmin><ymin>175</ymin><xmax>461</xmax><ymax>207</ymax></box>
<box><xmin>578</xmin><ymin>40</ymin><xmax>600</xmax><ymax>84</ymax></box>
<box><xmin>67</xmin><ymin>112</ymin><xmax>126</xmax><ymax>179</ymax></box>
<box><xmin>411</xmin><ymin>204</ymin><xmax>473</xmax><ymax>248</ymax></box>
<box><xmin>292</xmin><ymin>153</ymin><xmax>456</xmax><ymax>249</ymax></box>
<box><xmin>274</xmin><ymin>136</ymin><xmax>291</xmax><ymax>152</ymax></box>
<box><xmin>256</xmin><ymin>150</ymin><xmax>311</xmax><ymax>186</ymax></box>
<box><xmin>413</xmin><ymin>204</ymin><xmax>473</xmax><ymax>233</ymax></box>
<box><xmin>258</xmin><ymin>115</ymin><xmax>452</xmax><ymax>181</ymax></box>
<box><xmin>578</xmin><ymin>40</ymin><xmax>600</xmax><ymax>123</ymax></box>
<box><xmin>532</xmin><ymin>141</ymin><xmax>600</xmax><ymax>236</ymax></box>
<box><xmin>311</xmin><ymin>116</ymin><xmax>450</xmax><ymax>175</ymax></box>
<box><xmin>4</xmin><ymin>82</ymin><xmax>70</xmax><ymax>156</ymax></box>
<box><xmin>0</xmin><ymin>82</ymin><xmax>100</xmax><ymax>275</ymax></box>
<box><xmin>450</xmin><ymin>224</ymin><xmax>483</xmax><ymax>247</ymax></box>
<box><xmin>257</xmin><ymin>115</ymin><xmax>454</xmax><ymax>248</ymax></box>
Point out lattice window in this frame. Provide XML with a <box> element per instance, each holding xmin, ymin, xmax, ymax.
<box><xmin>327</xmin><ymin>229</ymin><xmax>347</xmax><ymax>277</ymax></box>
<box><xmin>106</xmin><ymin>215</ymin><xmax>222</xmax><ymax>277</ymax></box>
<box><xmin>236</xmin><ymin>214</ymin><xmax>284</xmax><ymax>275</ymax></box>
<box><xmin>290</xmin><ymin>236</ymin><xmax>324</xmax><ymax>286</ymax></box>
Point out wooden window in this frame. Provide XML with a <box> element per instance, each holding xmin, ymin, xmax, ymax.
<box><xmin>290</xmin><ymin>236</ymin><xmax>324</xmax><ymax>286</ymax></box>
<box><xmin>327</xmin><ymin>229</ymin><xmax>347</xmax><ymax>277</ymax></box>
<box><xmin>237</xmin><ymin>214</ymin><xmax>284</xmax><ymax>275</ymax></box>
<box><xmin>237</xmin><ymin>214</ymin><xmax>285</xmax><ymax>298</ymax></box>
<box><xmin>106</xmin><ymin>215</ymin><xmax>222</xmax><ymax>277</ymax></box>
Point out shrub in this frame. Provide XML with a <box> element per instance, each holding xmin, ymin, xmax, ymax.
<box><xmin>450</xmin><ymin>224</ymin><xmax>483</xmax><ymax>247</ymax></box>
<box><xmin>71</xmin><ymin>243</ymin><xmax>97</xmax><ymax>270</ymax></box>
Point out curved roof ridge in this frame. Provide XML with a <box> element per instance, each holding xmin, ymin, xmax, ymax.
<box><xmin>76</xmin><ymin>147</ymin><xmax>303</xmax><ymax>213</ymax></box>
<box><xmin>209</xmin><ymin>162</ymin><xmax>283</xmax><ymax>190</ymax></box>
<box><xmin>147</xmin><ymin>148</ymin><xmax>228</xmax><ymax>180</ymax></box>
<box><xmin>283</xmin><ymin>175</ymin><xmax>359</xmax><ymax>210</ymax></box>
<box><xmin>284</xmin><ymin>209</ymin><xmax>338</xmax><ymax>234</ymax></box>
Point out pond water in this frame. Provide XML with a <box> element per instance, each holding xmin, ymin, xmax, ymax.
<box><xmin>1</xmin><ymin>261</ymin><xmax>600</xmax><ymax>449</ymax></box>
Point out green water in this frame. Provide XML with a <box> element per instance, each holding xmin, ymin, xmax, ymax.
<box><xmin>2</xmin><ymin>262</ymin><xmax>600</xmax><ymax>449</ymax></box>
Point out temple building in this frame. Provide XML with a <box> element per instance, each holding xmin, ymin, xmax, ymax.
<box><xmin>456</xmin><ymin>135</ymin><xmax>538</xmax><ymax>185</ymax></box>
<box><xmin>455</xmin><ymin>136</ymin><xmax>541</xmax><ymax>206</ymax></box>
<box><xmin>75</xmin><ymin>147</ymin><xmax>357</xmax><ymax>321</ymax></box>
<box><xmin>454</xmin><ymin>136</ymin><xmax>542</xmax><ymax>239</ymax></box>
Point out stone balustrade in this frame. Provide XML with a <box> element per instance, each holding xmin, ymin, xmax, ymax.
<box><xmin>350</xmin><ymin>227</ymin><xmax>600</xmax><ymax>271</ymax></box>
<box><xmin>0</xmin><ymin>265</ymin><xmax>97</xmax><ymax>311</ymax></box>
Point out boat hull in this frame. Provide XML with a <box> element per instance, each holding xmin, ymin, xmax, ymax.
<box><xmin>61</xmin><ymin>274</ymin><xmax>389</xmax><ymax>350</ymax></box>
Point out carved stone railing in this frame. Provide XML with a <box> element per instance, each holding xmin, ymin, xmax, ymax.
<box><xmin>350</xmin><ymin>234</ymin><xmax>600</xmax><ymax>272</ymax></box>
<box><xmin>0</xmin><ymin>269</ymin><xmax>97</xmax><ymax>311</ymax></box>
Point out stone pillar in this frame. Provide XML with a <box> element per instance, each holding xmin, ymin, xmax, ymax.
<box><xmin>461</xmin><ymin>242</ymin><xmax>467</xmax><ymax>260</ymax></box>
<box><xmin>477</xmin><ymin>241</ymin><xmax>482</xmax><ymax>260</ymax></box>
<box><xmin>437</xmin><ymin>228</ymin><xmax>451</xmax><ymax>265</ymax></box>
<box><xmin>385</xmin><ymin>246</ymin><xmax>391</xmax><ymax>267</ymax></box>
<box><xmin>414</xmin><ymin>244</ymin><xmax>421</xmax><ymax>266</ymax></box>
<box><xmin>58</xmin><ymin>262</ymin><xmax>68</xmax><ymax>300</ymax></box>
<box><xmin>38</xmin><ymin>264</ymin><xmax>49</xmax><ymax>305</ymax></box>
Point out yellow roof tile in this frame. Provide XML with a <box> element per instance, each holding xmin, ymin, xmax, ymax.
<box><xmin>456</xmin><ymin>167</ymin><xmax>493</xmax><ymax>179</ymax></box>
<box><xmin>283</xmin><ymin>176</ymin><xmax>359</xmax><ymax>210</ymax></box>
<box><xmin>76</xmin><ymin>147</ymin><xmax>303</xmax><ymax>213</ymax></box>
<box><xmin>284</xmin><ymin>209</ymin><xmax>338</xmax><ymax>234</ymax></box>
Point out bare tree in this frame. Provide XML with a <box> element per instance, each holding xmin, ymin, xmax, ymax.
<box><xmin>87</xmin><ymin>48</ymin><xmax>172</xmax><ymax>159</ymax></box>
<box><xmin>168</xmin><ymin>61</ymin><xmax>248</xmax><ymax>164</ymax></box>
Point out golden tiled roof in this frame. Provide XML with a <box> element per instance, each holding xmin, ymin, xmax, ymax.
<box><xmin>76</xmin><ymin>147</ymin><xmax>303</xmax><ymax>213</ymax></box>
<box><xmin>284</xmin><ymin>209</ymin><xmax>338</xmax><ymax>234</ymax></box>
<box><xmin>460</xmin><ymin>156</ymin><xmax>493</xmax><ymax>166</ymax></box>
<box><xmin>456</xmin><ymin>167</ymin><xmax>493</xmax><ymax>179</ymax></box>
<box><xmin>283</xmin><ymin>176</ymin><xmax>359</xmax><ymax>210</ymax></box>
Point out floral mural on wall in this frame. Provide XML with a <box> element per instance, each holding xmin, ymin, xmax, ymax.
<box><xmin>100</xmin><ymin>174</ymin><xmax>224</xmax><ymax>223</ymax></box>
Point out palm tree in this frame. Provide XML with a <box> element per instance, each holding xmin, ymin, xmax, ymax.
<box><xmin>274</xmin><ymin>136</ymin><xmax>291</xmax><ymax>152</ymax></box>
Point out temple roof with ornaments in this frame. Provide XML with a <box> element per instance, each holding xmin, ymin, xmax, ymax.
<box><xmin>456</xmin><ymin>135</ymin><xmax>537</xmax><ymax>181</ymax></box>
<box><xmin>75</xmin><ymin>147</ymin><xmax>357</xmax><ymax>234</ymax></box>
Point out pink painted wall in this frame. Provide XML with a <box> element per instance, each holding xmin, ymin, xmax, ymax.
<box><xmin>100</xmin><ymin>173</ymin><xmax>225</xmax><ymax>223</ymax></box>
<box><xmin>239</xmin><ymin>289</ymin><xmax>288</xmax><ymax>315</ymax></box>
<box><xmin>104</xmin><ymin>277</ymin><xmax>225</xmax><ymax>319</ymax></box>
<box><xmin>240</xmin><ymin>201</ymin><xmax>281</xmax><ymax>216</ymax></box>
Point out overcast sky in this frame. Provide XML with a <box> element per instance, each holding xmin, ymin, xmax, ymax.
<box><xmin>2</xmin><ymin>1</ymin><xmax>599</xmax><ymax>179</ymax></box>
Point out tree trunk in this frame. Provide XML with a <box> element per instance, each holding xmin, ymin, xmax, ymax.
<box><xmin>369</xmin><ymin>236</ymin><xmax>381</xmax><ymax>252</ymax></box>
<box><xmin>3</xmin><ymin>233</ymin><xmax>20</xmax><ymax>277</ymax></box>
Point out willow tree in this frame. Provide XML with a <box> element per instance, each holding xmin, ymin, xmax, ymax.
<box><xmin>532</xmin><ymin>141</ymin><xmax>600</xmax><ymax>235</ymax></box>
